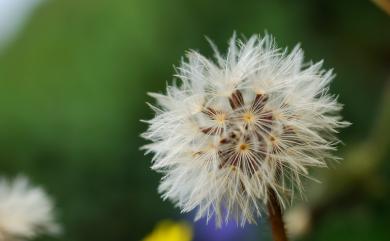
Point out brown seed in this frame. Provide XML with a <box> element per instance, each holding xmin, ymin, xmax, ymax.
<box><xmin>229</xmin><ymin>90</ymin><xmax>244</xmax><ymax>109</ymax></box>
<box><xmin>260</xmin><ymin>111</ymin><xmax>273</xmax><ymax>133</ymax></box>
<box><xmin>220</xmin><ymin>138</ymin><xmax>230</xmax><ymax>144</ymax></box>
<box><xmin>202</xmin><ymin>107</ymin><xmax>217</xmax><ymax>118</ymax></box>
<box><xmin>201</xmin><ymin>127</ymin><xmax>222</xmax><ymax>135</ymax></box>
<box><xmin>252</xmin><ymin>94</ymin><xmax>268</xmax><ymax>112</ymax></box>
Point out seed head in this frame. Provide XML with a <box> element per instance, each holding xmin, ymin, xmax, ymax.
<box><xmin>142</xmin><ymin>33</ymin><xmax>349</xmax><ymax>226</ymax></box>
<box><xmin>0</xmin><ymin>176</ymin><xmax>60</xmax><ymax>241</ymax></box>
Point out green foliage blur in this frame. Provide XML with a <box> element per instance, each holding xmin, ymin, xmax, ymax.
<box><xmin>0</xmin><ymin>0</ymin><xmax>389</xmax><ymax>241</ymax></box>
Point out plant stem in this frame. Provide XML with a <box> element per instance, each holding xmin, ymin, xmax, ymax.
<box><xmin>267</xmin><ymin>188</ymin><xmax>288</xmax><ymax>241</ymax></box>
<box><xmin>372</xmin><ymin>0</ymin><xmax>390</xmax><ymax>15</ymax></box>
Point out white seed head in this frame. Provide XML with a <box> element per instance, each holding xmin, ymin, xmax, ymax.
<box><xmin>142</xmin><ymin>33</ymin><xmax>349</xmax><ymax>227</ymax></box>
<box><xmin>0</xmin><ymin>176</ymin><xmax>60</xmax><ymax>241</ymax></box>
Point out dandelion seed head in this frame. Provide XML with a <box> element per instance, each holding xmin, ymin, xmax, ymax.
<box><xmin>0</xmin><ymin>176</ymin><xmax>60</xmax><ymax>241</ymax></box>
<box><xmin>142</xmin><ymin>33</ymin><xmax>349</xmax><ymax>227</ymax></box>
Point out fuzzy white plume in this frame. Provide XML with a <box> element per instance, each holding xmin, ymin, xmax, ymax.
<box><xmin>142</xmin><ymin>33</ymin><xmax>349</xmax><ymax>226</ymax></box>
<box><xmin>0</xmin><ymin>176</ymin><xmax>60</xmax><ymax>241</ymax></box>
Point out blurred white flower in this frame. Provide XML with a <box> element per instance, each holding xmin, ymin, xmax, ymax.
<box><xmin>142</xmin><ymin>33</ymin><xmax>349</xmax><ymax>226</ymax></box>
<box><xmin>0</xmin><ymin>0</ymin><xmax>45</xmax><ymax>51</ymax></box>
<box><xmin>285</xmin><ymin>205</ymin><xmax>311</xmax><ymax>237</ymax></box>
<box><xmin>0</xmin><ymin>176</ymin><xmax>60</xmax><ymax>241</ymax></box>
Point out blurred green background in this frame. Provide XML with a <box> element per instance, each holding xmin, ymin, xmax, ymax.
<box><xmin>0</xmin><ymin>0</ymin><xmax>389</xmax><ymax>241</ymax></box>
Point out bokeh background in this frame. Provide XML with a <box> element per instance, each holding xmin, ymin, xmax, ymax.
<box><xmin>0</xmin><ymin>0</ymin><xmax>389</xmax><ymax>241</ymax></box>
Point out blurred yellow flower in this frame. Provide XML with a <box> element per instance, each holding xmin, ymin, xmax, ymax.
<box><xmin>141</xmin><ymin>220</ymin><xmax>193</xmax><ymax>241</ymax></box>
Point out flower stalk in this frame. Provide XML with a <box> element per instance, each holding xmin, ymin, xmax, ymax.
<box><xmin>267</xmin><ymin>188</ymin><xmax>288</xmax><ymax>241</ymax></box>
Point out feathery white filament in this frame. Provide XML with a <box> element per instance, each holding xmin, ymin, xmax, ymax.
<box><xmin>142</xmin><ymin>33</ymin><xmax>349</xmax><ymax>226</ymax></box>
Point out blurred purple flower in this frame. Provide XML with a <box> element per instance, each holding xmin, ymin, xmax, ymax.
<box><xmin>189</xmin><ymin>215</ymin><xmax>260</xmax><ymax>241</ymax></box>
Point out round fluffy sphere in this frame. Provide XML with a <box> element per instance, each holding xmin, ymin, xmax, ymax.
<box><xmin>142</xmin><ymin>34</ymin><xmax>349</xmax><ymax>226</ymax></box>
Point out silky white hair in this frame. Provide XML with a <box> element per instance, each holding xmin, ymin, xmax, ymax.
<box><xmin>142</xmin><ymin>33</ymin><xmax>349</xmax><ymax>226</ymax></box>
